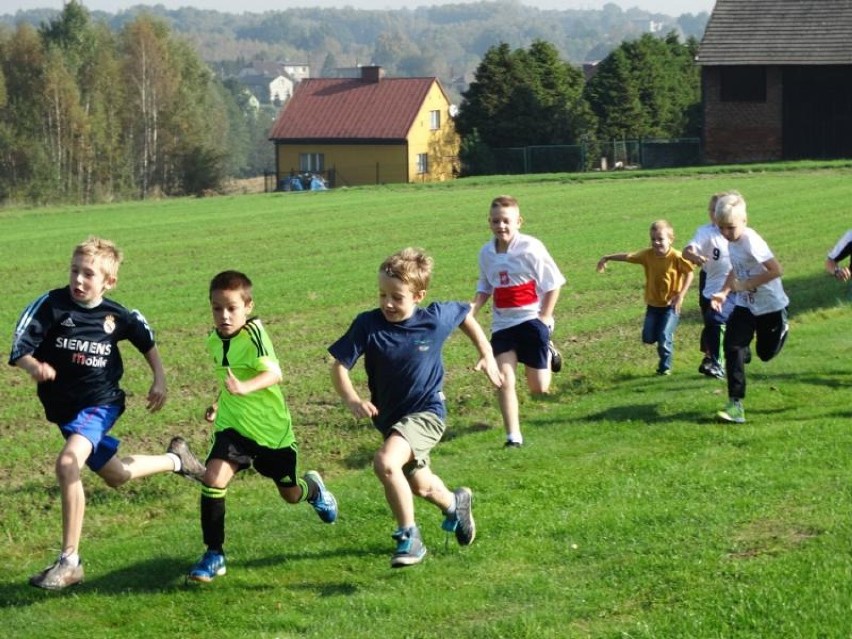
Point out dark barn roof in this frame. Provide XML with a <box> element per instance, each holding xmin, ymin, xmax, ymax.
<box><xmin>696</xmin><ymin>0</ymin><xmax>852</xmax><ymax>65</ymax></box>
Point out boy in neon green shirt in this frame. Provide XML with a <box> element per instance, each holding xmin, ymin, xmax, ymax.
<box><xmin>187</xmin><ymin>270</ymin><xmax>338</xmax><ymax>582</ymax></box>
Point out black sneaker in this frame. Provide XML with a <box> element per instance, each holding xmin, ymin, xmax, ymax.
<box><xmin>698</xmin><ymin>357</ymin><xmax>713</xmax><ymax>376</ymax></box>
<box><xmin>391</xmin><ymin>527</ymin><xmax>427</xmax><ymax>568</ymax></box>
<box><xmin>168</xmin><ymin>437</ymin><xmax>206</xmax><ymax>483</ymax></box>
<box><xmin>548</xmin><ymin>341</ymin><xmax>563</xmax><ymax>373</ymax></box>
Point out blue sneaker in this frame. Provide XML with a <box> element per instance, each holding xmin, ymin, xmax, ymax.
<box><xmin>305</xmin><ymin>471</ymin><xmax>338</xmax><ymax>523</ymax></box>
<box><xmin>391</xmin><ymin>526</ymin><xmax>427</xmax><ymax>568</ymax></box>
<box><xmin>188</xmin><ymin>550</ymin><xmax>226</xmax><ymax>583</ymax></box>
<box><xmin>441</xmin><ymin>487</ymin><xmax>476</xmax><ymax>546</ymax></box>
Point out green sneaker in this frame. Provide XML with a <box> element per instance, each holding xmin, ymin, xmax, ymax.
<box><xmin>717</xmin><ymin>401</ymin><xmax>745</xmax><ymax>423</ymax></box>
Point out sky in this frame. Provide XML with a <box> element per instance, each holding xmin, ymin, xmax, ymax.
<box><xmin>3</xmin><ymin>0</ymin><xmax>715</xmax><ymax>16</ymax></box>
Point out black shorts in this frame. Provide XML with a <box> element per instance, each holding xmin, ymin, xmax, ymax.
<box><xmin>491</xmin><ymin>318</ymin><xmax>550</xmax><ymax>370</ymax></box>
<box><xmin>208</xmin><ymin>428</ymin><xmax>300</xmax><ymax>487</ymax></box>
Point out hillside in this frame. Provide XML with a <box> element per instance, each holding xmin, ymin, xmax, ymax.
<box><xmin>1</xmin><ymin>1</ymin><xmax>709</xmax><ymax>98</ymax></box>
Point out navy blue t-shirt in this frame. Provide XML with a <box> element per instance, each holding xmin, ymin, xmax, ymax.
<box><xmin>328</xmin><ymin>301</ymin><xmax>470</xmax><ymax>434</ymax></box>
<box><xmin>9</xmin><ymin>287</ymin><xmax>156</xmax><ymax>424</ymax></box>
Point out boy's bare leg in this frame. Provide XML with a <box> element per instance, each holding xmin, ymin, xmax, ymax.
<box><xmin>56</xmin><ymin>435</ymin><xmax>93</xmax><ymax>557</ymax></box>
<box><xmin>496</xmin><ymin>352</ymin><xmax>522</xmax><ymax>442</ymax></box>
<box><xmin>97</xmin><ymin>452</ymin><xmax>175</xmax><ymax>488</ymax></box>
<box><xmin>374</xmin><ymin>434</ymin><xmax>416</xmax><ymax>528</ymax></box>
<box><xmin>526</xmin><ymin>366</ymin><xmax>552</xmax><ymax>395</ymax></box>
<box><xmin>408</xmin><ymin>466</ymin><xmax>453</xmax><ymax>512</ymax></box>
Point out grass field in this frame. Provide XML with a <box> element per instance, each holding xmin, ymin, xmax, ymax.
<box><xmin>1</xmin><ymin>164</ymin><xmax>850</xmax><ymax>638</ymax></box>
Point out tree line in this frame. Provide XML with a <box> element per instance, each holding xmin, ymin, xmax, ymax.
<box><xmin>0</xmin><ymin>2</ymin><xmax>701</xmax><ymax>205</ymax></box>
<box><xmin>457</xmin><ymin>34</ymin><xmax>700</xmax><ymax>174</ymax></box>
<box><xmin>0</xmin><ymin>1</ymin><xmax>269</xmax><ymax>204</ymax></box>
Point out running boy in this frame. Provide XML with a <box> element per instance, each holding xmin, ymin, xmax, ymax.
<box><xmin>9</xmin><ymin>236</ymin><xmax>205</xmax><ymax>591</ymax></box>
<box><xmin>188</xmin><ymin>270</ymin><xmax>338</xmax><ymax>583</ymax></box>
<box><xmin>597</xmin><ymin>220</ymin><xmax>695</xmax><ymax>376</ymax></box>
<box><xmin>711</xmin><ymin>193</ymin><xmax>789</xmax><ymax>424</ymax></box>
<box><xmin>472</xmin><ymin>195</ymin><xmax>566</xmax><ymax>448</ymax></box>
<box><xmin>682</xmin><ymin>192</ymin><xmax>733</xmax><ymax>379</ymax></box>
<box><xmin>329</xmin><ymin>248</ymin><xmax>502</xmax><ymax>568</ymax></box>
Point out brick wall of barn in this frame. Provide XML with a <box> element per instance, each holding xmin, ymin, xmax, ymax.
<box><xmin>701</xmin><ymin>66</ymin><xmax>783</xmax><ymax>163</ymax></box>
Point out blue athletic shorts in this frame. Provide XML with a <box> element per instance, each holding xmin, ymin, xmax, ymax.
<box><xmin>491</xmin><ymin>318</ymin><xmax>550</xmax><ymax>370</ymax></box>
<box><xmin>59</xmin><ymin>404</ymin><xmax>123</xmax><ymax>471</ymax></box>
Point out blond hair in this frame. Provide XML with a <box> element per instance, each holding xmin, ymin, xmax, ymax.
<box><xmin>708</xmin><ymin>191</ymin><xmax>727</xmax><ymax>217</ymax></box>
<box><xmin>714</xmin><ymin>191</ymin><xmax>746</xmax><ymax>225</ymax></box>
<box><xmin>649</xmin><ymin>219</ymin><xmax>675</xmax><ymax>240</ymax></box>
<box><xmin>73</xmin><ymin>236</ymin><xmax>123</xmax><ymax>281</ymax></box>
<box><xmin>379</xmin><ymin>247</ymin><xmax>433</xmax><ymax>292</ymax></box>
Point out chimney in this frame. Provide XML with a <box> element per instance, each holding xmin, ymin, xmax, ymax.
<box><xmin>361</xmin><ymin>65</ymin><xmax>385</xmax><ymax>84</ymax></box>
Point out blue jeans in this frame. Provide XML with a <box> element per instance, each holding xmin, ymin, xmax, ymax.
<box><xmin>642</xmin><ymin>305</ymin><xmax>680</xmax><ymax>373</ymax></box>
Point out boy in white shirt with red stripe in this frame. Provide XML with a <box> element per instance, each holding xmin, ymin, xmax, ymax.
<box><xmin>472</xmin><ymin>195</ymin><xmax>566</xmax><ymax>447</ymax></box>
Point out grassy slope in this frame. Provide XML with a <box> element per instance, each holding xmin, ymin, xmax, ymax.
<box><xmin>0</xmin><ymin>166</ymin><xmax>850</xmax><ymax>638</ymax></box>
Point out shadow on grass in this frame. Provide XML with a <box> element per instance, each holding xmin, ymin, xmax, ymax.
<box><xmin>783</xmin><ymin>271</ymin><xmax>850</xmax><ymax>317</ymax></box>
<box><xmin>0</xmin><ymin>544</ymin><xmax>385</xmax><ymax>606</ymax></box>
<box><xmin>0</xmin><ymin>556</ymin><xmax>186</xmax><ymax>606</ymax></box>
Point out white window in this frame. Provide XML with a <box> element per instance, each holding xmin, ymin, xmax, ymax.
<box><xmin>299</xmin><ymin>153</ymin><xmax>324</xmax><ymax>172</ymax></box>
<box><xmin>416</xmin><ymin>153</ymin><xmax>429</xmax><ymax>174</ymax></box>
<box><xmin>429</xmin><ymin>110</ymin><xmax>441</xmax><ymax>130</ymax></box>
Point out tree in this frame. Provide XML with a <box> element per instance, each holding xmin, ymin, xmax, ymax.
<box><xmin>584</xmin><ymin>32</ymin><xmax>700</xmax><ymax>142</ymax></box>
<box><xmin>455</xmin><ymin>40</ymin><xmax>597</xmax><ymax>174</ymax></box>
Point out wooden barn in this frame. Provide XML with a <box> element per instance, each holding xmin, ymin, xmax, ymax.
<box><xmin>696</xmin><ymin>0</ymin><xmax>852</xmax><ymax>163</ymax></box>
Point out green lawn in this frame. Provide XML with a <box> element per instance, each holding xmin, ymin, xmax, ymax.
<box><xmin>1</xmin><ymin>164</ymin><xmax>850</xmax><ymax>638</ymax></box>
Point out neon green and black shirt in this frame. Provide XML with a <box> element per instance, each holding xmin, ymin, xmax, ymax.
<box><xmin>206</xmin><ymin>317</ymin><xmax>295</xmax><ymax>449</ymax></box>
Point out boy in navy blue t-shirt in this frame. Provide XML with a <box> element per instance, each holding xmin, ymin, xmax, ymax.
<box><xmin>329</xmin><ymin>247</ymin><xmax>502</xmax><ymax>568</ymax></box>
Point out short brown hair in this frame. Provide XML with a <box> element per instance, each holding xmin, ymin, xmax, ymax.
<box><xmin>209</xmin><ymin>270</ymin><xmax>253</xmax><ymax>303</ymax></box>
<box><xmin>379</xmin><ymin>247</ymin><xmax>433</xmax><ymax>292</ymax></box>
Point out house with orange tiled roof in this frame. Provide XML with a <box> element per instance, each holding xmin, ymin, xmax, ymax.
<box><xmin>268</xmin><ymin>66</ymin><xmax>459</xmax><ymax>188</ymax></box>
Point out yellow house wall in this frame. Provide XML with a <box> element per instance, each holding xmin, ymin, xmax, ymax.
<box><xmin>275</xmin><ymin>81</ymin><xmax>460</xmax><ymax>187</ymax></box>
<box><xmin>276</xmin><ymin>144</ymin><xmax>408</xmax><ymax>186</ymax></box>
<box><xmin>405</xmin><ymin>83</ymin><xmax>460</xmax><ymax>183</ymax></box>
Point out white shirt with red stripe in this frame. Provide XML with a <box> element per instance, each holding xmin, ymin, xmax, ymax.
<box><xmin>476</xmin><ymin>232</ymin><xmax>566</xmax><ymax>333</ymax></box>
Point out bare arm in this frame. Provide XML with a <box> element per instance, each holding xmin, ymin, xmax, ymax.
<box><xmin>597</xmin><ymin>253</ymin><xmax>629</xmax><ymax>272</ymax></box>
<box><xmin>538</xmin><ymin>288</ymin><xmax>560</xmax><ymax>329</ymax></box>
<box><xmin>682</xmin><ymin>244</ymin><xmax>706</xmax><ymax>266</ymax></box>
<box><xmin>223</xmin><ymin>367</ymin><xmax>282</xmax><ymax>396</ymax></box>
<box><xmin>13</xmin><ymin>354</ymin><xmax>57</xmax><ymax>383</ymax></box>
<box><xmin>733</xmin><ymin>257</ymin><xmax>783</xmax><ymax>292</ymax></box>
<box><xmin>471</xmin><ymin>291</ymin><xmax>491</xmax><ymax>316</ymax></box>
<box><xmin>142</xmin><ymin>345</ymin><xmax>167</xmax><ymax>412</ymax></box>
<box><xmin>670</xmin><ymin>269</ymin><xmax>694</xmax><ymax>314</ymax></box>
<box><xmin>458</xmin><ymin>311</ymin><xmax>503</xmax><ymax>388</ymax></box>
<box><xmin>330</xmin><ymin>359</ymin><xmax>378</xmax><ymax>419</ymax></box>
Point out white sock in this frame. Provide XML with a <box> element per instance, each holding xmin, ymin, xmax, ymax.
<box><xmin>60</xmin><ymin>552</ymin><xmax>80</xmax><ymax>566</ymax></box>
<box><xmin>166</xmin><ymin>452</ymin><xmax>182</xmax><ymax>472</ymax></box>
<box><xmin>507</xmin><ymin>435</ymin><xmax>523</xmax><ymax>445</ymax></box>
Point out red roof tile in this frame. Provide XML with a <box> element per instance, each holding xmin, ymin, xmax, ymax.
<box><xmin>268</xmin><ymin>75</ymin><xmax>439</xmax><ymax>143</ymax></box>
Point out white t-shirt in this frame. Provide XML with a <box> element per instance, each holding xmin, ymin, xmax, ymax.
<box><xmin>685</xmin><ymin>222</ymin><xmax>731</xmax><ymax>298</ymax></box>
<box><xmin>476</xmin><ymin>232</ymin><xmax>566</xmax><ymax>333</ymax></box>
<box><xmin>728</xmin><ymin>227</ymin><xmax>789</xmax><ymax>315</ymax></box>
